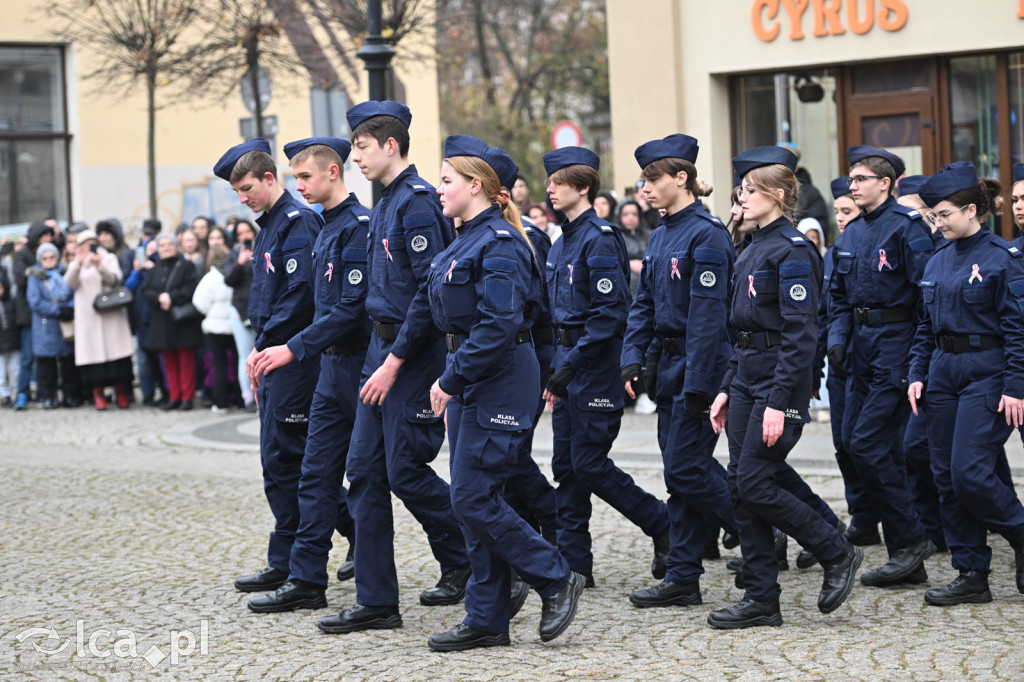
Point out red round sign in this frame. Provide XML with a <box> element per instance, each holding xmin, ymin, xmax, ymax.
<box><xmin>551</xmin><ymin>121</ymin><xmax>583</xmax><ymax>149</ymax></box>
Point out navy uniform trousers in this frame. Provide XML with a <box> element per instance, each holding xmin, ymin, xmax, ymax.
<box><xmin>726</xmin><ymin>373</ymin><xmax>848</xmax><ymax>601</ymax></box>
<box><xmin>551</xmin><ymin>367</ymin><xmax>670</xmax><ymax>575</ymax></box>
<box><xmin>843</xmin><ymin>322</ymin><xmax>926</xmax><ymax>556</ymax></box>
<box><xmin>346</xmin><ymin>335</ymin><xmax>469</xmax><ymax>606</ymax></box>
<box><xmin>287</xmin><ymin>351</ymin><xmax>363</xmax><ymax>586</ymax></box>
<box><xmin>926</xmin><ymin>349</ymin><xmax>1024</xmax><ymax>572</ymax></box>
<box><xmin>902</xmin><ymin>407</ymin><xmax>946</xmax><ymax>549</ymax></box>
<box><xmin>447</xmin><ymin>345</ymin><xmax>569</xmax><ymax>635</ymax></box>
<box><xmin>257</xmin><ymin>359</ymin><xmax>320</xmax><ymax>572</ymax></box>
<box><xmin>827</xmin><ymin>368</ymin><xmax>878</xmax><ymax>531</ymax></box>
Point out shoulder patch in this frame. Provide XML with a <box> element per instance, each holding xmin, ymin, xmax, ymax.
<box><xmin>693</xmin><ymin>247</ymin><xmax>725</xmax><ymax>265</ymax></box>
<box><xmin>357</xmin><ymin>215</ymin><xmax>370</xmax><ymax>222</ymax></box>
<box><xmin>287</xmin><ymin>210</ymin><xmax>301</xmax><ymax>219</ymax></box>
<box><xmin>695</xmin><ymin>207</ymin><xmax>725</xmax><ymax>227</ymax></box>
<box><xmin>779</xmin><ymin>260</ymin><xmax>811</xmax><ymax>277</ymax></box>
<box><xmin>483</xmin><ymin>256</ymin><xmax>516</xmax><ymax>272</ymax></box>
<box><xmin>893</xmin><ymin>203</ymin><xmax>925</xmax><ymax>221</ymax></box>
<box><xmin>599</xmin><ymin>224</ymin><xmax>614</xmax><ymax>233</ymax></box>
<box><xmin>1009</xmin><ymin>246</ymin><xmax>1023</xmax><ymax>258</ymax></box>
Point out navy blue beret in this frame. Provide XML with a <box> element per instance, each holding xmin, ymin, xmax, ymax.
<box><xmin>443</xmin><ymin>135</ymin><xmax>520</xmax><ymax>190</ymax></box>
<box><xmin>732</xmin><ymin>146</ymin><xmax>797</xmax><ymax>180</ymax></box>
<box><xmin>213</xmin><ymin>138</ymin><xmax>272</xmax><ymax>181</ymax></box>
<box><xmin>345</xmin><ymin>100</ymin><xmax>412</xmax><ymax>131</ymax></box>
<box><xmin>283</xmin><ymin>137</ymin><xmax>351</xmax><ymax>164</ymax></box>
<box><xmin>831</xmin><ymin>176</ymin><xmax>852</xmax><ymax>199</ymax></box>
<box><xmin>897</xmin><ymin>174</ymin><xmax>926</xmax><ymax>198</ymax></box>
<box><xmin>919</xmin><ymin>163</ymin><xmax>978</xmax><ymax>208</ymax></box>
<box><xmin>847</xmin><ymin>145</ymin><xmax>906</xmax><ymax>178</ymax></box>
<box><xmin>542</xmin><ymin>147</ymin><xmax>600</xmax><ymax>177</ymax></box>
<box><xmin>1013</xmin><ymin>163</ymin><xmax>1024</xmax><ymax>185</ymax></box>
<box><xmin>634</xmin><ymin>134</ymin><xmax>699</xmax><ymax>170</ymax></box>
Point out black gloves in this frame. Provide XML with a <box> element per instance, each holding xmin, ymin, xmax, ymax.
<box><xmin>643</xmin><ymin>356</ymin><xmax>660</xmax><ymax>400</ymax></box>
<box><xmin>827</xmin><ymin>345</ymin><xmax>847</xmax><ymax>380</ymax></box>
<box><xmin>621</xmin><ymin>363</ymin><xmax>646</xmax><ymax>398</ymax></box>
<box><xmin>684</xmin><ymin>392</ymin><xmax>711</xmax><ymax>415</ymax></box>
<box><xmin>545</xmin><ymin>364</ymin><xmax>577</xmax><ymax>399</ymax></box>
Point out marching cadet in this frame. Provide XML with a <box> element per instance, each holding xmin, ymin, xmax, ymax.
<box><xmin>215</xmin><ymin>139</ymin><xmax>323</xmax><ymax>596</ymax></box>
<box><xmin>907</xmin><ymin>163</ymin><xmax>1024</xmax><ymax>605</ymax></box>
<box><xmin>709</xmin><ymin>146</ymin><xmax>861</xmax><ymax>629</ymax></box>
<box><xmin>424</xmin><ymin>135</ymin><xmax>584</xmax><ymax>651</ymax></box>
<box><xmin>318</xmin><ymin>101</ymin><xmax>471</xmax><ymax>635</ymax></box>
<box><xmin>245</xmin><ymin>137</ymin><xmax>370</xmax><ymax>613</ymax></box>
<box><xmin>540</xmin><ymin>146</ymin><xmax>671</xmax><ymax>588</ymax></box>
<box><xmin>620</xmin><ymin>134</ymin><xmax>738</xmax><ymax>607</ymax></box>
<box><xmin>828</xmin><ymin>146</ymin><xmax>937</xmax><ymax>587</ymax></box>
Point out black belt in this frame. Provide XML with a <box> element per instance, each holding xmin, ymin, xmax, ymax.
<box><xmin>854</xmin><ymin>306</ymin><xmax>914</xmax><ymax>326</ymax></box>
<box><xmin>936</xmin><ymin>334</ymin><xmax>1003</xmax><ymax>354</ymax></box>
<box><xmin>372</xmin><ymin>320</ymin><xmax>399</xmax><ymax>341</ymax></box>
<box><xmin>736</xmin><ymin>330</ymin><xmax>782</xmax><ymax>350</ymax></box>
<box><xmin>323</xmin><ymin>337</ymin><xmax>370</xmax><ymax>355</ymax></box>
<box><xmin>556</xmin><ymin>325</ymin><xmax>583</xmax><ymax>347</ymax></box>
<box><xmin>662</xmin><ymin>336</ymin><xmax>684</xmax><ymax>356</ymax></box>
<box><xmin>445</xmin><ymin>330</ymin><xmax>532</xmax><ymax>353</ymax></box>
<box><xmin>532</xmin><ymin>326</ymin><xmax>554</xmax><ymax>346</ymax></box>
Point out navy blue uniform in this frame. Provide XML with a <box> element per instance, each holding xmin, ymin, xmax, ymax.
<box><xmin>816</xmin><ymin>245</ymin><xmax>877</xmax><ymax>532</ymax></box>
<box><xmin>901</xmin><ymin>226</ymin><xmax>950</xmax><ymax>550</ymax></box>
<box><xmin>547</xmin><ymin>208</ymin><xmax>669</xmax><ymax>576</ymax></box>
<box><xmin>621</xmin><ymin>202</ymin><xmax>736</xmax><ymax>584</ymax></box>
<box><xmin>723</xmin><ymin>216</ymin><xmax>847</xmax><ymax>602</ymax></box>
<box><xmin>284</xmin><ymin>194</ymin><xmax>371</xmax><ymax>587</ymax></box>
<box><xmin>503</xmin><ymin>220</ymin><xmax>558</xmax><ymax>542</ymax></box>
<box><xmin>908</xmin><ymin>231</ymin><xmax>1024</xmax><ymax>572</ymax></box>
<box><xmin>829</xmin><ymin>196</ymin><xmax>934</xmax><ymax>556</ymax></box>
<box><xmin>429</xmin><ymin>206</ymin><xmax>570</xmax><ymax>634</ymax></box>
<box><xmin>250</xmin><ymin>191</ymin><xmax>322</xmax><ymax>573</ymax></box>
<box><xmin>346</xmin><ymin>165</ymin><xmax>468</xmax><ymax>607</ymax></box>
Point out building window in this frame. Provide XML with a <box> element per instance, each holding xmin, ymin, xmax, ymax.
<box><xmin>0</xmin><ymin>45</ymin><xmax>71</xmax><ymax>229</ymax></box>
<box><xmin>948</xmin><ymin>55</ymin><xmax>998</xmax><ymax>178</ymax></box>
<box><xmin>1008</xmin><ymin>53</ymin><xmax>1024</xmax><ymax>167</ymax></box>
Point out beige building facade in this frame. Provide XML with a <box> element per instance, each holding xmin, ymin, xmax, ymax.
<box><xmin>1</xmin><ymin>2</ymin><xmax>441</xmax><ymax>238</ymax></box>
<box><xmin>608</xmin><ymin>0</ymin><xmax>1024</xmax><ymax>239</ymax></box>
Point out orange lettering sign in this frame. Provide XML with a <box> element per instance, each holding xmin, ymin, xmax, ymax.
<box><xmin>877</xmin><ymin>0</ymin><xmax>908</xmax><ymax>31</ymax></box>
<box><xmin>752</xmin><ymin>0</ymin><xmax>781</xmax><ymax>41</ymax></box>
<box><xmin>1019</xmin><ymin>0</ymin><xmax>1024</xmax><ymax>17</ymax></box>
<box><xmin>847</xmin><ymin>0</ymin><xmax>874</xmax><ymax>34</ymax></box>
<box><xmin>813</xmin><ymin>0</ymin><xmax>846</xmax><ymax>36</ymax></box>
<box><xmin>781</xmin><ymin>0</ymin><xmax>810</xmax><ymax>40</ymax></box>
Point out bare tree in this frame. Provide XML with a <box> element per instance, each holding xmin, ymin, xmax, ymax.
<box><xmin>316</xmin><ymin>0</ymin><xmax>433</xmax><ymax>63</ymax></box>
<box><xmin>436</xmin><ymin>0</ymin><xmax>610</xmax><ymax>191</ymax></box>
<box><xmin>49</xmin><ymin>0</ymin><xmax>204</xmax><ymax>219</ymax></box>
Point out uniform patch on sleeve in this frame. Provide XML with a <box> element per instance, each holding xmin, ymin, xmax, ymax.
<box><xmin>410</xmin><ymin>234</ymin><xmax>429</xmax><ymax>252</ymax></box>
<box><xmin>596</xmin><ymin>277</ymin><xmax>614</xmax><ymax>294</ymax></box>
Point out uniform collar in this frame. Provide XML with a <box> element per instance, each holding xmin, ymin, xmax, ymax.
<box><xmin>863</xmin><ymin>195</ymin><xmax>896</xmax><ymax>222</ymax></box>
<box><xmin>953</xmin><ymin>226</ymin><xmax>988</xmax><ymax>252</ymax></box>
<box><xmin>257</xmin><ymin>190</ymin><xmax>297</xmax><ymax>228</ymax></box>
<box><xmin>663</xmin><ymin>201</ymin><xmax>698</xmax><ymax>228</ymax></box>
<box><xmin>751</xmin><ymin>215</ymin><xmax>790</xmax><ymax>241</ymax></box>
<box><xmin>562</xmin><ymin>207</ymin><xmax>597</xmax><ymax>235</ymax></box>
<box><xmin>460</xmin><ymin>204</ymin><xmax>501</xmax><ymax>234</ymax></box>
<box><xmin>381</xmin><ymin>165</ymin><xmax>418</xmax><ymax>198</ymax></box>
<box><xmin>321</xmin><ymin>193</ymin><xmax>359</xmax><ymax>223</ymax></box>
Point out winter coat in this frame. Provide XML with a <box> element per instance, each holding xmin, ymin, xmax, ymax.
<box><xmin>0</xmin><ymin>271</ymin><xmax>18</xmax><ymax>353</ymax></box>
<box><xmin>192</xmin><ymin>266</ymin><xmax>234</xmax><ymax>336</ymax></box>
<box><xmin>64</xmin><ymin>248</ymin><xmax>134</xmax><ymax>366</ymax></box>
<box><xmin>26</xmin><ymin>266</ymin><xmax>73</xmax><ymax>358</ymax></box>
<box><xmin>222</xmin><ymin>244</ymin><xmax>253</xmax><ymax>322</ymax></box>
<box><xmin>13</xmin><ymin>221</ymin><xmax>54</xmax><ymax>326</ymax></box>
<box><xmin>140</xmin><ymin>255</ymin><xmax>203</xmax><ymax>350</ymax></box>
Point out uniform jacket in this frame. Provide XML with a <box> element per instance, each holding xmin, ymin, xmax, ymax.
<box><xmin>285</xmin><ymin>193</ymin><xmax>372</xmax><ymax>362</ymax></box>
<box><xmin>722</xmin><ymin>216</ymin><xmax>822</xmax><ymax>422</ymax></box>
<box><xmin>622</xmin><ymin>201</ymin><xmax>734</xmax><ymax>399</ymax></box>
<box><xmin>249</xmin><ymin>191</ymin><xmax>321</xmax><ymax>351</ymax></box>
<box><xmin>367</xmin><ymin>165</ymin><xmax>454</xmax><ymax>360</ymax></box>
<box><xmin>909</xmin><ymin>230</ymin><xmax>1024</xmax><ymax>397</ymax></box>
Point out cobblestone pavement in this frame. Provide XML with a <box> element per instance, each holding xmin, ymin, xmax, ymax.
<box><xmin>2</xmin><ymin>404</ymin><xmax>1024</xmax><ymax>680</ymax></box>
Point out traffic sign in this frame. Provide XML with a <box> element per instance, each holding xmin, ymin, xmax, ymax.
<box><xmin>551</xmin><ymin>121</ymin><xmax>582</xmax><ymax>149</ymax></box>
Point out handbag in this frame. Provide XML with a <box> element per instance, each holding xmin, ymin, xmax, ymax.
<box><xmin>94</xmin><ymin>284</ymin><xmax>133</xmax><ymax>312</ymax></box>
<box><xmin>59</xmin><ymin>319</ymin><xmax>75</xmax><ymax>342</ymax></box>
<box><xmin>170</xmin><ymin>302</ymin><xmax>201</xmax><ymax>322</ymax></box>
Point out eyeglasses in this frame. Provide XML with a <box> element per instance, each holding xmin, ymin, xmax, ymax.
<box><xmin>924</xmin><ymin>205</ymin><xmax>970</xmax><ymax>226</ymax></box>
<box><xmin>846</xmin><ymin>175</ymin><xmax>884</xmax><ymax>186</ymax></box>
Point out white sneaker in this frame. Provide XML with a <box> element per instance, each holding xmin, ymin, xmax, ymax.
<box><xmin>635</xmin><ymin>394</ymin><xmax>657</xmax><ymax>414</ymax></box>
<box><xmin>211</xmin><ymin>405</ymin><xmax>228</xmax><ymax>413</ymax></box>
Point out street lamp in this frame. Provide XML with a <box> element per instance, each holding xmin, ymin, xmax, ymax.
<box><xmin>357</xmin><ymin>0</ymin><xmax>397</xmax><ymax>204</ymax></box>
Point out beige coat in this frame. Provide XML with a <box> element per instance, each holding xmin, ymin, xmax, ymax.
<box><xmin>64</xmin><ymin>249</ymin><xmax>134</xmax><ymax>366</ymax></box>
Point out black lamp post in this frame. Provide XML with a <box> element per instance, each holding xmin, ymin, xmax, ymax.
<box><xmin>357</xmin><ymin>0</ymin><xmax>397</xmax><ymax>204</ymax></box>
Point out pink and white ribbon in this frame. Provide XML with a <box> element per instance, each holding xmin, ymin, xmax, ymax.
<box><xmin>382</xmin><ymin>239</ymin><xmax>393</xmax><ymax>261</ymax></box>
<box><xmin>969</xmin><ymin>263</ymin><xmax>983</xmax><ymax>283</ymax></box>
<box><xmin>670</xmin><ymin>257</ymin><xmax>681</xmax><ymax>280</ymax></box>
<box><xmin>878</xmin><ymin>249</ymin><xmax>891</xmax><ymax>271</ymax></box>
<box><xmin>748</xmin><ymin>274</ymin><xmax>756</xmax><ymax>297</ymax></box>
<box><xmin>325</xmin><ymin>263</ymin><xmax>333</xmax><ymax>281</ymax></box>
<box><xmin>445</xmin><ymin>259</ymin><xmax>458</xmax><ymax>282</ymax></box>
<box><xmin>264</xmin><ymin>253</ymin><xmax>275</xmax><ymax>273</ymax></box>
<box><xmin>568</xmin><ymin>264</ymin><xmax>574</xmax><ymax>285</ymax></box>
